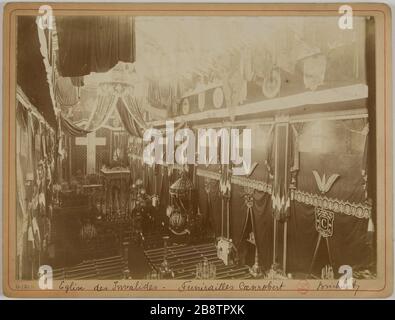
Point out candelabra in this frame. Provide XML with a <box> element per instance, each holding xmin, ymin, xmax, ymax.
<box><xmin>146</xmin><ymin>269</ymin><xmax>160</xmax><ymax>280</ymax></box>
<box><xmin>159</xmin><ymin>236</ymin><xmax>173</xmax><ymax>278</ymax></box>
<box><xmin>196</xmin><ymin>257</ymin><xmax>216</xmax><ymax>279</ymax></box>
<box><xmin>321</xmin><ymin>264</ymin><xmax>334</xmax><ymax>280</ymax></box>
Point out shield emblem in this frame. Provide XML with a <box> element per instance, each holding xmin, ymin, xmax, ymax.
<box><xmin>315</xmin><ymin>207</ymin><xmax>334</xmax><ymax>237</ymax></box>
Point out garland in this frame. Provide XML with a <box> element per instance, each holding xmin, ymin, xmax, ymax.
<box><xmin>294</xmin><ymin>190</ymin><xmax>371</xmax><ymax>219</ymax></box>
<box><xmin>196</xmin><ymin>168</ymin><xmax>371</xmax><ymax>219</ymax></box>
<box><xmin>126</xmin><ymin>165</ymin><xmax>372</xmax><ymax>220</ymax></box>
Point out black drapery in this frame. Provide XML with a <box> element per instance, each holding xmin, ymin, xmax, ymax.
<box><xmin>56</xmin><ymin>16</ymin><xmax>136</xmax><ymax>77</ymax></box>
<box><xmin>116</xmin><ymin>99</ymin><xmax>142</xmax><ymax>138</ymax></box>
<box><xmin>286</xmin><ymin>202</ymin><xmax>370</xmax><ymax>275</ymax></box>
<box><xmin>197</xmin><ymin>176</ymin><xmax>221</xmax><ymax>238</ymax></box>
<box><xmin>195</xmin><ymin>119</ymin><xmax>372</xmax><ymax>275</ymax></box>
<box><xmin>297</xmin><ymin>152</ymin><xmax>365</xmax><ymax>203</ymax></box>
<box><xmin>284</xmin><ymin>120</ymin><xmax>371</xmax><ymax>274</ymax></box>
<box><xmin>17</xmin><ymin>16</ymin><xmax>57</xmax><ymax>127</ymax></box>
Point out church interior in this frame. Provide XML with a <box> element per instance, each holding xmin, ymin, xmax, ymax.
<box><xmin>16</xmin><ymin>15</ymin><xmax>376</xmax><ymax>281</ymax></box>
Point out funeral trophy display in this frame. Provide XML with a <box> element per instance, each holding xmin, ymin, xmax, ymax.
<box><xmin>167</xmin><ymin>170</ymin><xmax>194</xmax><ymax>239</ymax></box>
<box><xmin>308</xmin><ymin>171</ymin><xmax>339</xmax><ymax>276</ymax></box>
<box><xmin>216</xmin><ymin>163</ymin><xmax>236</xmax><ymax>266</ymax></box>
<box><xmin>100</xmin><ymin>165</ymin><xmax>131</xmax><ymax>217</ymax></box>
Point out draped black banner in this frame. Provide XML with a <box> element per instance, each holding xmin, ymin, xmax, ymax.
<box><xmin>17</xmin><ymin>16</ymin><xmax>56</xmax><ymax>127</ymax></box>
<box><xmin>56</xmin><ymin>16</ymin><xmax>136</xmax><ymax>77</ymax></box>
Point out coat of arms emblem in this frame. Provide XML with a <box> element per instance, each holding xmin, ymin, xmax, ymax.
<box><xmin>315</xmin><ymin>207</ymin><xmax>334</xmax><ymax>238</ymax></box>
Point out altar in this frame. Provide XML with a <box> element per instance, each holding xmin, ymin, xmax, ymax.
<box><xmin>100</xmin><ymin>167</ymin><xmax>131</xmax><ymax>216</ymax></box>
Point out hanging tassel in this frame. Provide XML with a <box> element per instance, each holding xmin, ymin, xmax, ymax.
<box><xmin>28</xmin><ymin>226</ymin><xmax>35</xmax><ymax>249</ymax></box>
<box><xmin>366</xmin><ymin>217</ymin><xmax>375</xmax><ymax>246</ymax></box>
<box><xmin>367</xmin><ymin>217</ymin><xmax>375</xmax><ymax>233</ymax></box>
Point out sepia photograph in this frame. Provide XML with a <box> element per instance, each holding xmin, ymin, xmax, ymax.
<box><xmin>2</xmin><ymin>2</ymin><xmax>392</xmax><ymax>298</ymax></box>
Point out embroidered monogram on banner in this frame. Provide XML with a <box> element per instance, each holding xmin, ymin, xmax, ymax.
<box><xmin>315</xmin><ymin>207</ymin><xmax>335</xmax><ymax>238</ymax></box>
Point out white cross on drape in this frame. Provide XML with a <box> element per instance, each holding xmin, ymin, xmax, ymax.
<box><xmin>75</xmin><ymin>131</ymin><xmax>106</xmax><ymax>173</ymax></box>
